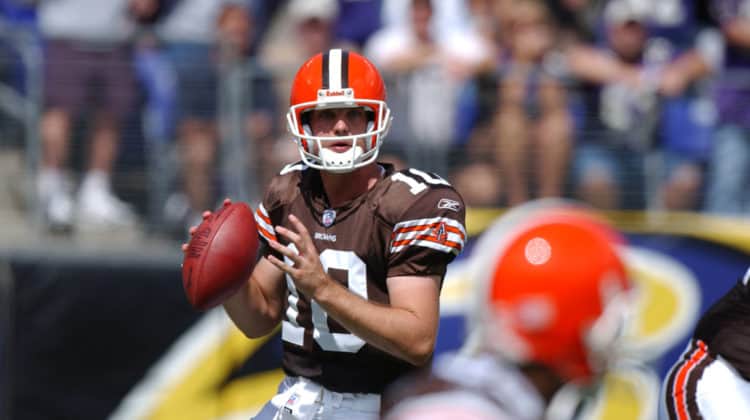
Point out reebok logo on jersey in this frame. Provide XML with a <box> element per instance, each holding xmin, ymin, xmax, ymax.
<box><xmin>437</xmin><ymin>198</ymin><xmax>461</xmax><ymax>212</ymax></box>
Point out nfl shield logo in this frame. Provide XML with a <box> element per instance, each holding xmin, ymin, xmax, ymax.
<box><xmin>322</xmin><ymin>209</ymin><xmax>336</xmax><ymax>227</ymax></box>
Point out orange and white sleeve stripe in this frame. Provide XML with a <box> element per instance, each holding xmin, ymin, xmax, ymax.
<box><xmin>390</xmin><ymin>216</ymin><xmax>466</xmax><ymax>255</ymax></box>
<box><xmin>664</xmin><ymin>339</ymin><xmax>710</xmax><ymax>420</ymax></box>
<box><xmin>254</xmin><ymin>203</ymin><xmax>277</xmax><ymax>243</ymax></box>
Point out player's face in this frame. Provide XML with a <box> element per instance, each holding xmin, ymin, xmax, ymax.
<box><xmin>308</xmin><ymin>107</ymin><xmax>369</xmax><ymax>151</ymax></box>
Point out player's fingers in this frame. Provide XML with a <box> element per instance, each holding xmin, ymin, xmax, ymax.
<box><xmin>223</xmin><ymin>198</ymin><xmax>232</xmax><ymax>206</ymax></box>
<box><xmin>267</xmin><ymin>254</ymin><xmax>295</xmax><ymax>274</ymax></box>
<box><xmin>288</xmin><ymin>215</ymin><xmax>310</xmax><ymax>236</ymax></box>
<box><xmin>275</xmin><ymin>225</ymin><xmax>302</xmax><ymax>246</ymax></box>
<box><xmin>202</xmin><ymin>210</ymin><xmax>211</xmax><ymax>220</ymax></box>
<box><xmin>268</xmin><ymin>238</ymin><xmax>301</xmax><ymax>264</ymax></box>
<box><xmin>181</xmin><ymin>243</ymin><xmax>188</xmax><ymax>253</ymax></box>
<box><xmin>287</xmin><ymin>215</ymin><xmax>314</xmax><ymax>246</ymax></box>
<box><xmin>189</xmin><ymin>226</ymin><xmax>197</xmax><ymax>236</ymax></box>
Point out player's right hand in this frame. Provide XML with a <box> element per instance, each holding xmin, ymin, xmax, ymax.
<box><xmin>181</xmin><ymin>198</ymin><xmax>233</xmax><ymax>253</ymax></box>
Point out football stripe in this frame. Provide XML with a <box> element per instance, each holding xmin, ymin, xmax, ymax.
<box><xmin>392</xmin><ymin>230</ymin><xmax>465</xmax><ymax>245</ymax></box>
<box><xmin>254</xmin><ymin>204</ymin><xmax>276</xmax><ymax>242</ymax></box>
<box><xmin>255</xmin><ymin>209</ymin><xmax>271</xmax><ymax>226</ymax></box>
<box><xmin>393</xmin><ymin>217</ymin><xmax>466</xmax><ymax>235</ymax></box>
<box><xmin>392</xmin><ymin>236</ymin><xmax>462</xmax><ymax>248</ymax></box>
<box><xmin>392</xmin><ymin>224</ymin><xmax>465</xmax><ymax>238</ymax></box>
<box><xmin>393</xmin><ymin>216</ymin><xmax>465</xmax><ymax>229</ymax></box>
<box><xmin>391</xmin><ymin>240</ymin><xmax>460</xmax><ymax>255</ymax></box>
<box><xmin>671</xmin><ymin>340</ymin><xmax>708</xmax><ymax>420</ymax></box>
<box><xmin>257</xmin><ymin>225</ymin><xmax>276</xmax><ymax>242</ymax></box>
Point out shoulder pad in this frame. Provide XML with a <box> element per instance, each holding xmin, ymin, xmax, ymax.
<box><xmin>377</xmin><ymin>168</ymin><xmax>464</xmax><ymax>222</ymax></box>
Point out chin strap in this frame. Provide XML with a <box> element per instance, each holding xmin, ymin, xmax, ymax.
<box><xmin>319</xmin><ymin>146</ymin><xmax>365</xmax><ymax>170</ymax></box>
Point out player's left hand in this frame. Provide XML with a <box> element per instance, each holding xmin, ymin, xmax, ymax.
<box><xmin>266</xmin><ymin>214</ymin><xmax>330</xmax><ymax>298</ymax></box>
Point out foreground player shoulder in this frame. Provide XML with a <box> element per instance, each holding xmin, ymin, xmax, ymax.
<box><xmin>377</xmin><ymin>168</ymin><xmax>466</xmax><ymax>256</ymax></box>
<box><xmin>254</xmin><ymin>162</ymin><xmax>308</xmax><ymax>243</ymax></box>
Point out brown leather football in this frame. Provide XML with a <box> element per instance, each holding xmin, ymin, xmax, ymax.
<box><xmin>181</xmin><ymin>201</ymin><xmax>259</xmax><ymax>310</ymax></box>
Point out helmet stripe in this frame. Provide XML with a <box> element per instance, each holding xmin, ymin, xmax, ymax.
<box><xmin>341</xmin><ymin>50</ymin><xmax>349</xmax><ymax>88</ymax></box>
<box><xmin>328</xmin><ymin>48</ymin><xmax>343</xmax><ymax>89</ymax></box>
<box><xmin>321</xmin><ymin>51</ymin><xmax>330</xmax><ymax>89</ymax></box>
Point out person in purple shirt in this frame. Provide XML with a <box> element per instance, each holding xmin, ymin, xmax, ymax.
<box><xmin>640</xmin><ymin>0</ymin><xmax>720</xmax><ymax>211</ymax></box>
<box><xmin>705</xmin><ymin>0</ymin><xmax>750</xmax><ymax>214</ymax></box>
<box><xmin>334</xmin><ymin>0</ymin><xmax>383</xmax><ymax>49</ymax></box>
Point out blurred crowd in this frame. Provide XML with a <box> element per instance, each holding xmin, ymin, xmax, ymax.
<box><xmin>0</xmin><ymin>0</ymin><xmax>748</xmax><ymax>239</ymax></box>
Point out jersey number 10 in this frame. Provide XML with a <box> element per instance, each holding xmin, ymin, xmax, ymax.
<box><xmin>282</xmin><ymin>246</ymin><xmax>368</xmax><ymax>353</ymax></box>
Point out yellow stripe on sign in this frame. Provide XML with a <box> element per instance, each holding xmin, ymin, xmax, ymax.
<box><xmin>620</xmin><ymin>247</ymin><xmax>700</xmax><ymax>360</ymax></box>
<box><xmin>149</xmin><ymin>325</ymin><xmax>281</xmax><ymax>420</ymax></box>
<box><xmin>583</xmin><ymin>365</ymin><xmax>660</xmax><ymax>420</ymax></box>
<box><xmin>631</xmin><ymin>265</ymin><xmax>679</xmax><ymax>336</ymax></box>
<box><xmin>466</xmin><ymin>207</ymin><xmax>750</xmax><ymax>253</ymax></box>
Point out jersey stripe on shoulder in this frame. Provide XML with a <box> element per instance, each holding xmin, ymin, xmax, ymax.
<box><xmin>390</xmin><ymin>217</ymin><xmax>466</xmax><ymax>255</ymax></box>
<box><xmin>255</xmin><ymin>203</ymin><xmax>276</xmax><ymax>242</ymax></box>
<box><xmin>665</xmin><ymin>339</ymin><xmax>710</xmax><ymax>420</ymax></box>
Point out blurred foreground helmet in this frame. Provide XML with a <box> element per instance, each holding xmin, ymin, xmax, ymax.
<box><xmin>466</xmin><ymin>199</ymin><xmax>634</xmax><ymax>385</ymax></box>
<box><xmin>286</xmin><ymin>48</ymin><xmax>392</xmax><ymax>172</ymax></box>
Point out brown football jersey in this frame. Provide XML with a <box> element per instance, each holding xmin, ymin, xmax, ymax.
<box><xmin>663</xmin><ymin>272</ymin><xmax>750</xmax><ymax>419</ymax></box>
<box><xmin>691</xmin><ymin>274</ymin><xmax>750</xmax><ymax>380</ymax></box>
<box><xmin>253</xmin><ymin>162</ymin><xmax>466</xmax><ymax>394</ymax></box>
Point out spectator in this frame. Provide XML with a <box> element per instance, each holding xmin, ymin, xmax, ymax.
<box><xmin>217</xmin><ymin>3</ymin><xmax>279</xmax><ymax>205</ymax></box>
<box><xmin>156</xmin><ymin>0</ymin><xmax>267</xmax><ymax>235</ymax></box>
<box><xmin>36</xmin><ymin>0</ymin><xmax>156</xmax><ymax>231</ymax></box>
<box><xmin>491</xmin><ymin>0</ymin><xmax>573</xmax><ymax>206</ymax></box>
<box><xmin>704</xmin><ymin>0</ymin><xmax>750</xmax><ymax>215</ymax></box>
<box><xmin>567</xmin><ymin>0</ymin><xmax>720</xmax><ymax>211</ymax></box>
<box><xmin>643</xmin><ymin>0</ymin><xmax>720</xmax><ymax>211</ymax></box>
<box><xmin>257</xmin><ymin>0</ymin><xmax>341</xmax><ymax>174</ymax></box>
<box><xmin>545</xmin><ymin>0</ymin><xmax>602</xmax><ymax>43</ymax></box>
<box><xmin>259</xmin><ymin>0</ymin><xmax>340</xmax><ymax>85</ymax></box>
<box><xmin>0</xmin><ymin>1</ymin><xmax>37</xmax><ymax>149</ymax></box>
<box><xmin>334</xmin><ymin>0</ymin><xmax>383</xmax><ymax>50</ymax></box>
<box><xmin>365</xmin><ymin>0</ymin><xmax>491</xmax><ymax>177</ymax></box>
<box><xmin>566</xmin><ymin>0</ymin><xmax>655</xmax><ymax>209</ymax></box>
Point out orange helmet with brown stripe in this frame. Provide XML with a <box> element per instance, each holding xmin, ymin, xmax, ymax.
<box><xmin>286</xmin><ymin>49</ymin><xmax>392</xmax><ymax>173</ymax></box>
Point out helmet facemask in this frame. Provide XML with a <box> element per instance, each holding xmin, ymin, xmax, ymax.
<box><xmin>286</xmin><ymin>96</ymin><xmax>392</xmax><ymax>173</ymax></box>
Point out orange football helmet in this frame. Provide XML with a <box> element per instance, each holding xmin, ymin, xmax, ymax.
<box><xmin>286</xmin><ymin>48</ymin><xmax>392</xmax><ymax>172</ymax></box>
<box><xmin>466</xmin><ymin>199</ymin><xmax>633</xmax><ymax>385</ymax></box>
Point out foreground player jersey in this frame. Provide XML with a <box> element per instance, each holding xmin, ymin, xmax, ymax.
<box><xmin>662</xmin><ymin>272</ymin><xmax>750</xmax><ymax>419</ymax></box>
<box><xmin>381</xmin><ymin>352</ymin><xmax>545</xmax><ymax>420</ymax></box>
<box><xmin>253</xmin><ymin>162</ymin><xmax>466</xmax><ymax>394</ymax></box>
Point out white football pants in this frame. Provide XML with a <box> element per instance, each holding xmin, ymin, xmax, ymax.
<box><xmin>252</xmin><ymin>376</ymin><xmax>380</xmax><ymax>420</ymax></box>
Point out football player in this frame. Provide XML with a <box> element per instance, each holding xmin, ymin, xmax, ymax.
<box><xmin>381</xmin><ymin>200</ymin><xmax>635</xmax><ymax>420</ymax></box>
<box><xmin>192</xmin><ymin>49</ymin><xmax>466</xmax><ymax>419</ymax></box>
<box><xmin>662</xmin><ymin>266</ymin><xmax>750</xmax><ymax>419</ymax></box>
